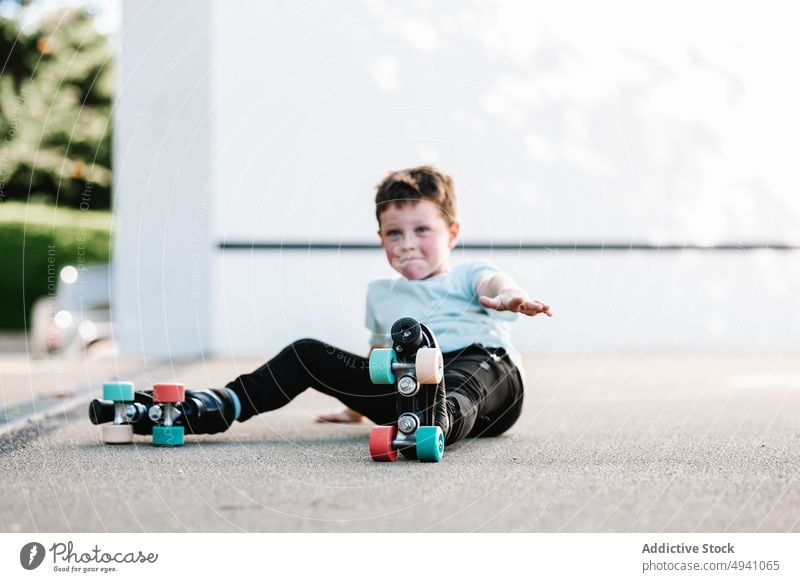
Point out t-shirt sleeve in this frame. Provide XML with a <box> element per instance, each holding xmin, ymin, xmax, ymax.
<box><xmin>461</xmin><ymin>260</ymin><xmax>518</xmax><ymax>320</ymax></box>
<box><xmin>462</xmin><ymin>260</ymin><xmax>500</xmax><ymax>299</ymax></box>
<box><xmin>365</xmin><ymin>283</ymin><xmax>386</xmax><ymax>346</ymax></box>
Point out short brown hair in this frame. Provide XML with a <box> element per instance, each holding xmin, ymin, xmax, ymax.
<box><xmin>375</xmin><ymin>166</ymin><xmax>457</xmax><ymax>227</ymax></box>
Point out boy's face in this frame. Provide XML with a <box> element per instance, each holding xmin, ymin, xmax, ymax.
<box><xmin>377</xmin><ymin>200</ymin><xmax>460</xmax><ymax>280</ymax></box>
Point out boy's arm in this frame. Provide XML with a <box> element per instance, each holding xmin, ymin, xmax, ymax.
<box><xmin>476</xmin><ymin>271</ymin><xmax>553</xmax><ymax>317</ymax></box>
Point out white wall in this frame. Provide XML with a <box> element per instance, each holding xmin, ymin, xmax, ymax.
<box><xmin>114</xmin><ymin>0</ymin><xmax>212</xmax><ymax>358</ymax></box>
<box><xmin>116</xmin><ymin>1</ymin><xmax>800</xmax><ymax>358</ymax></box>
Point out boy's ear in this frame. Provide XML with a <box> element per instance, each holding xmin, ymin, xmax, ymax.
<box><xmin>447</xmin><ymin>221</ymin><xmax>461</xmax><ymax>249</ymax></box>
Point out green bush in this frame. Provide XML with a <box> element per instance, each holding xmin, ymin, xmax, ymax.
<box><xmin>0</xmin><ymin>9</ymin><xmax>114</xmax><ymax>210</ymax></box>
<box><xmin>0</xmin><ymin>201</ymin><xmax>111</xmax><ymax>329</ymax></box>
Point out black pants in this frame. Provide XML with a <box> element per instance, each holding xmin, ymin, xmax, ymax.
<box><xmin>225</xmin><ymin>339</ymin><xmax>525</xmax><ymax>445</ymax></box>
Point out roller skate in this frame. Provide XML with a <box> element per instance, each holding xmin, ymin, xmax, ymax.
<box><xmin>89</xmin><ymin>382</ymin><xmax>238</xmax><ymax>446</ymax></box>
<box><xmin>368</xmin><ymin>317</ymin><xmax>447</xmax><ymax>462</ymax></box>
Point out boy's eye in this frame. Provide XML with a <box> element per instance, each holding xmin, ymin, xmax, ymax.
<box><xmin>384</xmin><ymin>227</ymin><xmax>428</xmax><ymax>237</ymax></box>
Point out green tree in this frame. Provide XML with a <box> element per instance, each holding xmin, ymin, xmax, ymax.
<box><xmin>0</xmin><ymin>3</ymin><xmax>113</xmax><ymax>209</ymax></box>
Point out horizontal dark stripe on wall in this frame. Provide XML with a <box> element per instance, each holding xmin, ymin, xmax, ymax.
<box><xmin>218</xmin><ymin>241</ymin><xmax>800</xmax><ymax>252</ymax></box>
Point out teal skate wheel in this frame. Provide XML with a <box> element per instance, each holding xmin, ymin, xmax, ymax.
<box><xmin>415</xmin><ymin>426</ymin><xmax>444</xmax><ymax>462</ymax></box>
<box><xmin>103</xmin><ymin>382</ymin><xmax>134</xmax><ymax>402</ymax></box>
<box><xmin>152</xmin><ymin>426</ymin><xmax>184</xmax><ymax>447</ymax></box>
<box><xmin>369</xmin><ymin>349</ymin><xmax>397</xmax><ymax>384</ymax></box>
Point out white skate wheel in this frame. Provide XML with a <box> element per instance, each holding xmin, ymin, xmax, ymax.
<box><xmin>415</xmin><ymin>347</ymin><xmax>444</xmax><ymax>384</ymax></box>
<box><xmin>102</xmin><ymin>424</ymin><xmax>134</xmax><ymax>444</ymax></box>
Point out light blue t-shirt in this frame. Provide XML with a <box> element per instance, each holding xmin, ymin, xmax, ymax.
<box><xmin>365</xmin><ymin>260</ymin><xmax>524</xmax><ymax>374</ymax></box>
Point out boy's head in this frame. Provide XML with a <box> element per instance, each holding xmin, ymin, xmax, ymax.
<box><xmin>374</xmin><ymin>166</ymin><xmax>460</xmax><ymax>280</ymax></box>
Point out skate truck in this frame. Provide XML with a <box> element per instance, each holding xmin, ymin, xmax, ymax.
<box><xmin>88</xmin><ymin>382</ymin><xmax>146</xmax><ymax>444</ymax></box>
<box><xmin>368</xmin><ymin>317</ymin><xmax>447</xmax><ymax>462</ymax></box>
<box><xmin>89</xmin><ymin>382</ymin><xmax>187</xmax><ymax>447</ymax></box>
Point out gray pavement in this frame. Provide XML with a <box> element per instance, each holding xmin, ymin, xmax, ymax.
<box><xmin>0</xmin><ymin>332</ymin><xmax>146</xmax><ymax>409</ymax></box>
<box><xmin>1</xmin><ymin>351</ymin><xmax>799</xmax><ymax>532</ymax></box>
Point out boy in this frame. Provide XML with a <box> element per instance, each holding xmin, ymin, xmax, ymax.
<box><xmin>93</xmin><ymin>166</ymin><xmax>551</xmax><ymax>445</ymax></box>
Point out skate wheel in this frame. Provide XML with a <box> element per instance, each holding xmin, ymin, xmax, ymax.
<box><xmin>152</xmin><ymin>425</ymin><xmax>185</xmax><ymax>447</ymax></box>
<box><xmin>103</xmin><ymin>381</ymin><xmax>134</xmax><ymax>402</ymax></box>
<box><xmin>369</xmin><ymin>349</ymin><xmax>397</xmax><ymax>384</ymax></box>
<box><xmin>416</xmin><ymin>426</ymin><xmax>444</xmax><ymax>462</ymax></box>
<box><xmin>369</xmin><ymin>426</ymin><xmax>398</xmax><ymax>461</ymax></box>
<box><xmin>102</xmin><ymin>424</ymin><xmax>134</xmax><ymax>444</ymax></box>
<box><xmin>415</xmin><ymin>348</ymin><xmax>443</xmax><ymax>384</ymax></box>
<box><xmin>153</xmin><ymin>383</ymin><xmax>185</xmax><ymax>403</ymax></box>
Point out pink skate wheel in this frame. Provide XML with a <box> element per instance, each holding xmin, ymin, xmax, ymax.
<box><xmin>415</xmin><ymin>347</ymin><xmax>444</xmax><ymax>384</ymax></box>
<box><xmin>369</xmin><ymin>426</ymin><xmax>398</xmax><ymax>462</ymax></box>
<box><xmin>152</xmin><ymin>383</ymin><xmax>185</xmax><ymax>403</ymax></box>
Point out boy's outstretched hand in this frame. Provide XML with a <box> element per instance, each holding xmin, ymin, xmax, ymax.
<box><xmin>479</xmin><ymin>292</ymin><xmax>553</xmax><ymax>317</ymax></box>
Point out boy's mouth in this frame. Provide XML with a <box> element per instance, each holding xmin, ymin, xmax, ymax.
<box><xmin>396</xmin><ymin>257</ymin><xmax>424</xmax><ymax>267</ymax></box>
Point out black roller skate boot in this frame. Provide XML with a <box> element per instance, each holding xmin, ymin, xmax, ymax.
<box><xmin>170</xmin><ymin>387</ymin><xmax>238</xmax><ymax>435</ymax></box>
<box><xmin>89</xmin><ymin>386</ymin><xmax>238</xmax><ymax>437</ymax></box>
<box><xmin>367</xmin><ymin>316</ymin><xmax>448</xmax><ymax>462</ymax></box>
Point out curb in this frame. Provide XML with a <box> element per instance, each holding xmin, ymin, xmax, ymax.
<box><xmin>0</xmin><ymin>361</ymin><xmax>185</xmax><ymax>441</ymax></box>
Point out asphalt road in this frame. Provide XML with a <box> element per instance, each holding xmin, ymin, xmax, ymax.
<box><xmin>1</xmin><ymin>351</ymin><xmax>799</xmax><ymax>532</ymax></box>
